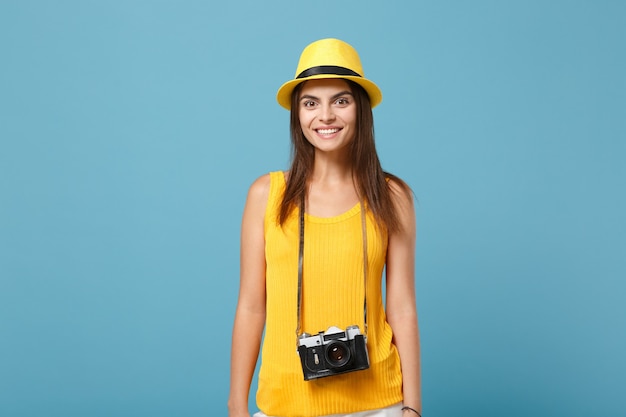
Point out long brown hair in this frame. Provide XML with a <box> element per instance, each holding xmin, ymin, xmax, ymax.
<box><xmin>278</xmin><ymin>79</ymin><xmax>411</xmax><ymax>233</ymax></box>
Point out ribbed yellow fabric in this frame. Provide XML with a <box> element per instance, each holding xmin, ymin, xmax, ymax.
<box><xmin>256</xmin><ymin>171</ymin><xmax>403</xmax><ymax>417</ymax></box>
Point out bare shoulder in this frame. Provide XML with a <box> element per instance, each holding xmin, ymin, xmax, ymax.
<box><xmin>241</xmin><ymin>173</ymin><xmax>270</xmax><ymax>221</ymax></box>
<box><xmin>247</xmin><ymin>173</ymin><xmax>271</xmax><ymax>203</ymax></box>
<box><xmin>386</xmin><ymin>175</ymin><xmax>414</xmax><ymax>207</ymax></box>
<box><xmin>385</xmin><ymin>175</ymin><xmax>415</xmax><ymax>237</ymax></box>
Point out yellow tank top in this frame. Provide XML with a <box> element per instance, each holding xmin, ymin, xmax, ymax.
<box><xmin>256</xmin><ymin>171</ymin><xmax>403</xmax><ymax>417</ymax></box>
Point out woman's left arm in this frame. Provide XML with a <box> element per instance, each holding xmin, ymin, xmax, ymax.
<box><xmin>385</xmin><ymin>179</ymin><xmax>421</xmax><ymax>415</ymax></box>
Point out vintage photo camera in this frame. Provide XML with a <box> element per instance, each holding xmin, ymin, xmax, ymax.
<box><xmin>297</xmin><ymin>325</ymin><xmax>370</xmax><ymax>380</ymax></box>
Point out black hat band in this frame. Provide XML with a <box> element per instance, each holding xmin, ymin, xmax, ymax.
<box><xmin>297</xmin><ymin>65</ymin><xmax>362</xmax><ymax>79</ymax></box>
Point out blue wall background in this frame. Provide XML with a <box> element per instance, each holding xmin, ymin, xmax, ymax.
<box><xmin>1</xmin><ymin>1</ymin><xmax>624</xmax><ymax>416</ymax></box>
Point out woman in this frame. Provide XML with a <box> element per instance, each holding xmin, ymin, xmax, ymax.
<box><xmin>228</xmin><ymin>38</ymin><xmax>421</xmax><ymax>417</ymax></box>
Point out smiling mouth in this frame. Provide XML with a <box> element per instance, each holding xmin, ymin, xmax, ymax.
<box><xmin>316</xmin><ymin>128</ymin><xmax>341</xmax><ymax>135</ymax></box>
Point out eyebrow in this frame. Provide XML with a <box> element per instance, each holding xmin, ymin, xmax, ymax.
<box><xmin>299</xmin><ymin>90</ymin><xmax>354</xmax><ymax>102</ymax></box>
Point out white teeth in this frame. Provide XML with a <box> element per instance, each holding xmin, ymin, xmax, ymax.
<box><xmin>317</xmin><ymin>128</ymin><xmax>339</xmax><ymax>135</ymax></box>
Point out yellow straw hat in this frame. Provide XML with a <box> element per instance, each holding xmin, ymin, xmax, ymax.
<box><xmin>276</xmin><ymin>38</ymin><xmax>382</xmax><ymax>110</ymax></box>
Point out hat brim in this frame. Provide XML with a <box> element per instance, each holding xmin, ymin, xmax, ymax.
<box><xmin>276</xmin><ymin>74</ymin><xmax>382</xmax><ymax>110</ymax></box>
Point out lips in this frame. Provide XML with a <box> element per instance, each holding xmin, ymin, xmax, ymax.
<box><xmin>316</xmin><ymin>128</ymin><xmax>341</xmax><ymax>136</ymax></box>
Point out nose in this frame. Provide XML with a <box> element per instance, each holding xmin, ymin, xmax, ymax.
<box><xmin>318</xmin><ymin>103</ymin><xmax>336</xmax><ymax>123</ymax></box>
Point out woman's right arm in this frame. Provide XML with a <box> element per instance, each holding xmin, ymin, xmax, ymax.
<box><xmin>228</xmin><ymin>175</ymin><xmax>270</xmax><ymax>417</ymax></box>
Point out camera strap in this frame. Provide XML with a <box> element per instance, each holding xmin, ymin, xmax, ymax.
<box><xmin>295</xmin><ymin>194</ymin><xmax>369</xmax><ymax>340</ymax></box>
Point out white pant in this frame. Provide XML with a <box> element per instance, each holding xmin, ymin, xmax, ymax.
<box><xmin>253</xmin><ymin>402</ymin><xmax>403</xmax><ymax>417</ymax></box>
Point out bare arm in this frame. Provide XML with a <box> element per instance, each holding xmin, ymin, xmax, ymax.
<box><xmin>385</xmin><ymin>180</ymin><xmax>422</xmax><ymax>415</ymax></box>
<box><xmin>228</xmin><ymin>175</ymin><xmax>270</xmax><ymax>417</ymax></box>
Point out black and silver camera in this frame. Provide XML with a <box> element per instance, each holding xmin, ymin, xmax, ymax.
<box><xmin>297</xmin><ymin>325</ymin><xmax>370</xmax><ymax>380</ymax></box>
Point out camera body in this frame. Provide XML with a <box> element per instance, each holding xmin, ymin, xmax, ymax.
<box><xmin>297</xmin><ymin>325</ymin><xmax>370</xmax><ymax>381</ymax></box>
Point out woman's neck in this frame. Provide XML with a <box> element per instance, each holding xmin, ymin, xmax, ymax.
<box><xmin>310</xmin><ymin>151</ymin><xmax>354</xmax><ymax>184</ymax></box>
<box><xmin>306</xmin><ymin>155</ymin><xmax>359</xmax><ymax>217</ymax></box>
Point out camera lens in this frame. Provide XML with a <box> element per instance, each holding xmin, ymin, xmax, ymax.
<box><xmin>325</xmin><ymin>341</ymin><xmax>351</xmax><ymax>368</ymax></box>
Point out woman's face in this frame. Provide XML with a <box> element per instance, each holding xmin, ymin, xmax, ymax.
<box><xmin>297</xmin><ymin>78</ymin><xmax>357</xmax><ymax>155</ymax></box>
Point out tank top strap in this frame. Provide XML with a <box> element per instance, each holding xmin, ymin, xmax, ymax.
<box><xmin>264</xmin><ymin>171</ymin><xmax>287</xmax><ymax>229</ymax></box>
